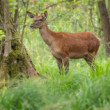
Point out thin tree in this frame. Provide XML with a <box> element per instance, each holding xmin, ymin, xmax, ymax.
<box><xmin>98</xmin><ymin>0</ymin><xmax>110</xmax><ymax>56</ymax></box>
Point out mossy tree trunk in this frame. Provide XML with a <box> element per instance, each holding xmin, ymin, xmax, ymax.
<box><xmin>0</xmin><ymin>0</ymin><xmax>39</xmax><ymax>85</ymax></box>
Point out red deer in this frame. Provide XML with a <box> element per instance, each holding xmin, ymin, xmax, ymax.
<box><xmin>27</xmin><ymin>11</ymin><xmax>100</xmax><ymax>74</ymax></box>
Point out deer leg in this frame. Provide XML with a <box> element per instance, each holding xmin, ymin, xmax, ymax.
<box><xmin>84</xmin><ymin>54</ymin><xmax>95</xmax><ymax>71</ymax></box>
<box><xmin>55</xmin><ymin>58</ymin><xmax>63</xmax><ymax>74</ymax></box>
<box><xmin>62</xmin><ymin>57</ymin><xmax>69</xmax><ymax>75</ymax></box>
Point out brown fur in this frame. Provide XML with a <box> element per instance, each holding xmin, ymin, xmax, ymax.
<box><xmin>27</xmin><ymin>11</ymin><xmax>100</xmax><ymax>74</ymax></box>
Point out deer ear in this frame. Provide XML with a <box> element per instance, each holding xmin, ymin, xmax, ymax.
<box><xmin>27</xmin><ymin>11</ymin><xmax>35</xmax><ymax>18</ymax></box>
<box><xmin>44</xmin><ymin>11</ymin><xmax>48</xmax><ymax>18</ymax></box>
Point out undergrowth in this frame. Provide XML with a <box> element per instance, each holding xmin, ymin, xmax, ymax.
<box><xmin>0</xmin><ymin>57</ymin><xmax>110</xmax><ymax>110</ymax></box>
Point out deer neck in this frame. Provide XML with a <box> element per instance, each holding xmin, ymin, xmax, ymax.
<box><xmin>39</xmin><ymin>22</ymin><xmax>54</xmax><ymax>46</ymax></box>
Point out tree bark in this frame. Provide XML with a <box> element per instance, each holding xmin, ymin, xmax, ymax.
<box><xmin>98</xmin><ymin>0</ymin><xmax>110</xmax><ymax>56</ymax></box>
<box><xmin>3</xmin><ymin>0</ymin><xmax>12</xmax><ymax>57</ymax></box>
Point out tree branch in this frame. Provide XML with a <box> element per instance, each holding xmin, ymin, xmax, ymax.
<box><xmin>14</xmin><ymin>0</ymin><xmax>19</xmax><ymax>30</ymax></box>
<box><xmin>21</xmin><ymin>0</ymin><xmax>29</xmax><ymax>53</ymax></box>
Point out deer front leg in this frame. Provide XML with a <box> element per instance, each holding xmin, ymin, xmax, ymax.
<box><xmin>62</xmin><ymin>57</ymin><xmax>69</xmax><ymax>75</ymax></box>
<box><xmin>50</xmin><ymin>49</ymin><xmax>69</xmax><ymax>74</ymax></box>
<box><xmin>55</xmin><ymin>58</ymin><xmax>63</xmax><ymax>74</ymax></box>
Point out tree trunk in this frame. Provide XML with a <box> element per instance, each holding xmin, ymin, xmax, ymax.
<box><xmin>0</xmin><ymin>0</ymin><xmax>40</xmax><ymax>86</ymax></box>
<box><xmin>98</xmin><ymin>0</ymin><xmax>110</xmax><ymax>56</ymax></box>
<box><xmin>3</xmin><ymin>0</ymin><xmax>12</xmax><ymax>57</ymax></box>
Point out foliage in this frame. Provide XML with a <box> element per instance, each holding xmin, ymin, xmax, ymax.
<box><xmin>0</xmin><ymin>80</ymin><xmax>44</xmax><ymax>110</ymax></box>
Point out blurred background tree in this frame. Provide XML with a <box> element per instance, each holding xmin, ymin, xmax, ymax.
<box><xmin>98</xmin><ymin>0</ymin><xmax>110</xmax><ymax>56</ymax></box>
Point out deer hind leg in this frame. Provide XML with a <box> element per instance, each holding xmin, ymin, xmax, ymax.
<box><xmin>62</xmin><ymin>57</ymin><xmax>69</xmax><ymax>75</ymax></box>
<box><xmin>84</xmin><ymin>53</ymin><xmax>95</xmax><ymax>71</ymax></box>
<box><xmin>85</xmin><ymin>42</ymin><xmax>100</xmax><ymax>70</ymax></box>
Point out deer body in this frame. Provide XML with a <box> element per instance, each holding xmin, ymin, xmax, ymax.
<box><xmin>27</xmin><ymin>11</ymin><xmax>100</xmax><ymax>74</ymax></box>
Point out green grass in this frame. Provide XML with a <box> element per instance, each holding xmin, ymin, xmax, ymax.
<box><xmin>0</xmin><ymin>58</ymin><xmax>110</xmax><ymax>110</ymax></box>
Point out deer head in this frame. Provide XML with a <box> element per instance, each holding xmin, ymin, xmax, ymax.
<box><xmin>27</xmin><ymin>11</ymin><xmax>48</xmax><ymax>29</ymax></box>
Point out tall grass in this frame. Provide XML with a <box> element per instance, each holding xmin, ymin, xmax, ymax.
<box><xmin>0</xmin><ymin>58</ymin><xmax>110</xmax><ymax>110</ymax></box>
